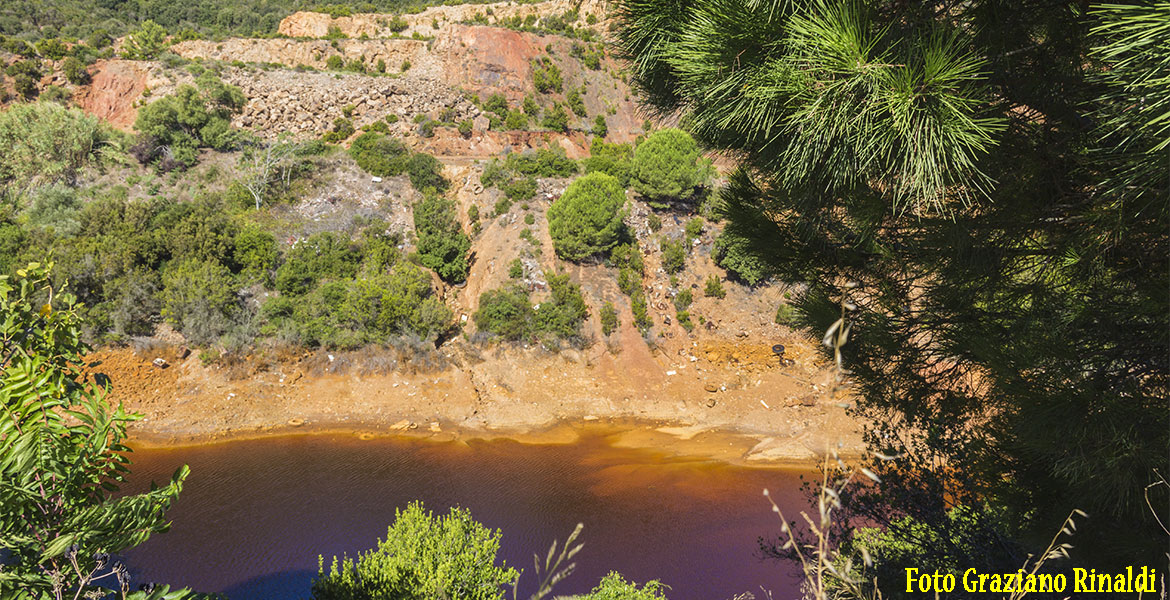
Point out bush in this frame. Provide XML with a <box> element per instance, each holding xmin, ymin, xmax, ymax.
<box><xmin>660</xmin><ymin>238</ymin><xmax>686</xmax><ymax>274</ymax></box>
<box><xmin>685</xmin><ymin>217</ymin><xmax>703</xmax><ymax>240</ymax></box>
<box><xmin>325</xmin><ymin>54</ymin><xmax>344</xmax><ymax>70</ymax></box>
<box><xmin>532</xmin><ymin>56</ymin><xmax>563</xmax><ymax>93</ymax></box>
<box><xmin>775</xmin><ymin>302</ymin><xmax>800</xmax><ymax>327</ymax></box>
<box><xmin>0</xmin><ymin>101</ymin><xmax>110</xmax><ymax>186</ymax></box>
<box><xmin>582</xmin><ymin>570</ymin><xmax>673</xmax><ymax>598</ymax></box>
<box><xmin>542</xmin><ymin>103</ymin><xmax>569</xmax><ymax>132</ymax></box>
<box><xmin>711</xmin><ymin>228</ymin><xmax>772</xmax><ymax>285</ymax></box>
<box><xmin>160</xmin><ymin>258</ymin><xmax>238</xmax><ymax>345</ymax></box>
<box><xmin>582</xmin><ymin>139</ymin><xmax>633</xmax><ymax>187</ymax></box>
<box><xmin>312</xmin><ymin>502</ymin><xmax>517</xmax><ymax>600</ymax></box>
<box><xmin>122</xmin><ymin>20</ymin><xmax>168</xmax><ymax>59</ymax></box>
<box><xmin>234</xmin><ymin>224</ymin><xmax>278</xmax><ymax>281</ymax></box>
<box><xmin>548</xmin><ymin>172</ymin><xmax>627</xmax><ymax>261</ymax></box>
<box><xmin>534</xmin><ymin>272</ymin><xmax>589</xmax><ymax>340</ymax></box>
<box><xmin>24</xmin><ymin>185</ymin><xmax>82</xmax><ymax>236</ymax></box>
<box><xmin>672</xmin><ymin>288</ymin><xmax>692</xmax><ymax>311</ymax></box>
<box><xmin>458</xmin><ymin>119</ymin><xmax>473</xmax><ymax>137</ymax></box>
<box><xmin>62</xmin><ymin>56</ymin><xmax>90</xmax><ymax>85</ymax></box>
<box><xmin>523</xmin><ymin>95</ymin><xmax>540</xmax><ymax>115</ymax></box>
<box><xmin>592</xmin><ymin>114</ymin><xmax>608</xmax><ymax>138</ymax></box>
<box><xmin>133</xmin><ymin>74</ymin><xmax>245</xmax><ymax>169</ymax></box>
<box><xmin>508</xmin><ymin>258</ymin><xmax>523</xmax><ymax>279</ymax></box>
<box><xmin>704</xmin><ymin>275</ymin><xmax>726</xmax><ymax>298</ymax></box>
<box><xmin>407</xmin><ymin>152</ymin><xmax>448</xmax><ymax>193</ymax></box>
<box><xmin>414</xmin><ymin>192</ymin><xmax>470</xmax><ymax>283</ymax></box>
<box><xmin>475</xmin><ymin>285</ymin><xmax>534</xmax><ymax>341</ymax></box>
<box><xmin>566</xmin><ymin>87</ymin><xmax>587</xmax><ymax>116</ymax></box>
<box><xmin>631</xmin><ymin>128</ymin><xmax>710</xmax><ymax>202</ymax></box>
<box><xmin>348</xmin><ymin>131</ymin><xmax>410</xmax><ymax>176</ymax></box>
<box><xmin>322</xmin><ymin>117</ymin><xmax>355</xmax><ymax>143</ymax></box>
<box><xmin>600</xmin><ymin>301</ymin><xmax>618</xmax><ymax>336</ymax></box>
<box><xmin>509</xmin><ymin>148</ymin><xmax>577</xmax><ymax>178</ymax></box>
<box><xmin>275</xmin><ymin>232</ymin><xmax>362</xmax><ymax>295</ymax></box>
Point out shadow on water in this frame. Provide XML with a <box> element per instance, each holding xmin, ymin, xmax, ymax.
<box><xmin>120</xmin><ymin>432</ymin><xmax>811</xmax><ymax>600</ymax></box>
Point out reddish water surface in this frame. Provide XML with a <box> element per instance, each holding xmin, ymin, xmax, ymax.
<box><xmin>121</xmin><ymin>432</ymin><xmax>810</xmax><ymax>600</ymax></box>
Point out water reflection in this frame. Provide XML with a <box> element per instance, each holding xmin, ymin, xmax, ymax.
<box><xmin>121</xmin><ymin>432</ymin><xmax>810</xmax><ymax>600</ymax></box>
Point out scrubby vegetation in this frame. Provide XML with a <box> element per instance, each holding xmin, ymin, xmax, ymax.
<box><xmin>547</xmin><ymin>173</ymin><xmax>627</xmax><ymax>262</ymax></box>
<box><xmin>132</xmin><ymin>73</ymin><xmax>246</xmax><ymax>170</ymax></box>
<box><xmin>475</xmin><ymin>272</ymin><xmax>589</xmax><ymax>345</ymax></box>
<box><xmin>630</xmin><ymin>128</ymin><xmax>710</xmax><ymax>203</ymax></box>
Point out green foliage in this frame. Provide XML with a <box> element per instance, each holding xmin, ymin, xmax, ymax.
<box><xmin>474</xmin><ymin>285</ymin><xmax>533</xmax><ymax>341</ymax></box>
<box><xmin>508</xmin><ymin>258</ymin><xmax>523</xmax><ymax>279</ymax></box>
<box><xmin>475</xmin><ymin>273</ymin><xmax>589</xmax><ymax>344</ymax></box>
<box><xmin>234</xmin><ymin>224</ymin><xmax>278</xmax><ymax>281</ymax></box>
<box><xmin>566</xmin><ymin>87</ymin><xmax>587</xmax><ymax>116</ymax></box>
<box><xmin>122</xmin><ymin>20</ymin><xmax>169</xmax><ymax>59</ymax></box>
<box><xmin>599</xmin><ymin>301</ymin><xmax>618</xmax><ymax>336</ymax></box>
<box><xmin>672</xmin><ymin>288</ymin><xmax>691</xmax><ymax>311</ymax></box>
<box><xmin>0</xmin><ymin>101</ymin><xmax>110</xmax><ymax>187</ymax></box>
<box><xmin>703</xmin><ymin>274</ymin><xmax>725</xmax><ymax>298</ymax></box>
<box><xmin>34</xmin><ymin>37</ymin><xmax>69</xmax><ymax>59</ymax></box>
<box><xmin>312</xmin><ymin>502</ymin><xmax>517</xmax><ymax>600</ymax></box>
<box><xmin>618</xmin><ymin>0</ymin><xmax>1169</xmax><ymax>575</ymax></box>
<box><xmin>349</xmin><ymin>131</ymin><xmax>410</xmax><ymax>177</ymax></box>
<box><xmin>684</xmin><ymin>217</ymin><xmax>703</xmax><ymax>240</ymax></box>
<box><xmin>275</xmin><ymin>231</ymin><xmax>362</xmax><ymax>295</ymax></box>
<box><xmin>325</xmin><ymin>54</ymin><xmax>344</xmax><ymax>70</ymax></box>
<box><xmin>630</xmin><ymin>128</ymin><xmax>709</xmax><ymax>202</ymax></box>
<box><xmin>581</xmin><ymin>139</ymin><xmax>633</xmax><ymax>187</ymax></box>
<box><xmin>322</xmin><ymin>117</ymin><xmax>355</xmax><ymax>143</ymax></box>
<box><xmin>531</xmin><ymin>56</ymin><xmax>563</xmax><ymax>93</ymax></box>
<box><xmin>62</xmin><ymin>55</ymin><xmax>89</xmax><ymax>84</ymax></box>
<box><xmin>710</xmin><ymin>228</ymin><xmax>770</xmax><ymax>285</ymax></box>
<box><xmin>160</xmin><ymin>258</ymin><xmax>238</xmax><ymax>345</ymax></box>
<box><xmin>581</xmin><ymin>572</ymin><xmax>668</xmax><ymax>600</ymax></box>
<box><xmin>23</xmin><ymin>184</ymin><xmax>82</xmax><ymax>236</ymax></box>
<box><xmin>570</xmin><ymin>42</ymin><xmax>604</xmax><ymax>70</ymax></box>
<box><xmin>659</xmin><ymin>238</ymin><xmax>685</xmax><ymax>274</ymax></box>
<box><xmin>592</xmin><ymin>114</ymin><xmax>608</xmax><ymax>138</ymax></box>
<box><xmin>283</xmin><ymin>262</ymin><xmax>452</xmax><ymax>348</ymax></box>
<box><xmin>414</xmin><ymin>192</ymin><xmax>470</xmax><ymax>283</ymax></box>
<box><xmin>133</xmin><ymin>74</ymin><xmax>246</xmax><ymax>169</ymax></box>
<box><xmin>773</xmin><ymin>302</ymin><xmax>798</xmax><ymax>327</ymax></box>
<box><xmin>541</xmin><ymin>103</ymin><xmax>569</xmax><ymax>132</ymax></box>
<box><xmin>547</xmin><ymin>173</ymin><xmax>627</xmax><ymax>261</ymax></box>
<box><xmin>0</xmin><ymin>263</ymin><xmax>192</xmax><ymax>599</ymax></box>
<box><xmin>349</xmin><ymin>132</ymin><xmax>448</xmax><ymax>193</ymax></box>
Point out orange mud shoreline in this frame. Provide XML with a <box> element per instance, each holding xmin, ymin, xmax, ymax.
<box><xmin>93</xmin><ymin>337</ymin><xmax>867</xmax><ymax>467</ymax></box>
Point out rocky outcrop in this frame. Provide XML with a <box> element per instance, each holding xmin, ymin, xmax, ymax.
<box><xmin>278</xmin><ymin>0</ymin><xmax>612</xmax><ymax>40</ymax></box>
<box><xmin>71</xmin><ymin>60</ymin><xmax>151</xmax><ymax>130</ymax></box>
<box><xmin>219</xmin><ymin>68</ymin><xmax>479</xmax><ymax>138</ymax></box>
<box><xmin>171</xmin><ymin>38</ymin><xmax>439</xmax><ymax>78</ymax></box>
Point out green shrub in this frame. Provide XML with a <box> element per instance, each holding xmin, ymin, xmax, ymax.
<box><xmin>407</xmin><ymin>152</ymin><xmax>448</xmax><ymax>192</ymax></box>
<box><xmin>523</xmin><ymin>213</ymin><xmax>535</xmax><ymax>225</ymax></box>
<box><xmin>775</xmin><ymin>302</ymin><xmax>800</xmax><ymax>327</ymax></box>
<box><xmin>600</xmin><ymin>301</ymin><xmax>618</xmax><ymax>336</ymax></box>
<box><xmin>275</xmin><ymin>232</ymin><xmax>362</xmax><ymax>295</ymax></box>
<box><xmin>685</xmin><ymin>217</ymin><xmax>703</xmax><ymax>240</ymax></box>
<box><xmin>509</xmin><ymin>148</ymin><xmax>577</xmax><ymax>178</ymax></box>
<box><xmin>502</xmin><ymin>176</ymin><xmax>537</xmax><ymax>201</ymax></box>
<box><xmin>414</xmin><ymin>192</ymin><xmax>470</xmax><ymax>282</ymax></box>
<box><xmin>312</xmin><ymin>502</ymin><xmax>516</xmax><ymax>600</ymax></box>
<box><xmin>523</xmin><ymin>95</ymin><xmax>540</xmax><ymax>116</ymax></box>
<box><xmin>704</xmin><ymin>275</ymin><xmax>726</xmax><ymax>298</ymax></box>
<box><xmin>711</xmin><ymin>228</ymin><xmax>771</xmax><ymax>285</ymax></box>
<box><xmin>24</xmin><ymin>185</ymin><xmax>82</xmax><ymax>236</ymax></box>
<box><xmin>548</xmin><ymin>172</ymin><xmax>627</xmax><ymax>261</ymax></box>
<box><xmin>566</xmin><ymin>87</ymin><xmax>587</xmax><ymax>116</ymax></box>
<box><xmin>581</xmin><ymin>139</ymin><xmax>633</xmax><ymax>186</ymax></box>
<box><xmin>532</xmin><ymin>56</ymin><xmax>563</xmax><ymax>93</ymax></box>
<box><xmin>675</xmin><ymin>310</ymin><xmax>694</xmax><ymax>331</ymax></box>
<box><xmin>542</xmin><ymin>103</ymin><xmax>569</xmax><ymax>132</ymax></box>
<box><xmin>508</xmin><ymin>258</ymin><xmax>523</xmax><ymax>279</ymax></box>
<box><xmin>631</xmin><ymin>128</ymin><xmax>711</xmax><ymax>202</ymax></box>
<box><xmin>660</xmin><ymin>238</ymin><xmax>686</xmax><ymax>274</ymax></box>
<box><xmin>348</xmin><ymin>131</ymin><xmax>410</xmax><ymax>176</ymax></box>
<box><xmin>458</xmin><ymin>119</ymin><xmax>473</xmax><ymax>137</ymax></box>
<box><xmin>475</xmin><ymin>285</ymin><xmax>534</xmax><ymax>340</ymax></box>
<box><xmin>592</xmin><ymin>114</ymin><xmax>608</xmax><ymax>138</ymax></box>
<box><xmin>0</xmin><ymin>101</ymin><xmax>110</xmax><ymax>186</ymax></box>
<box><xmin>234</xmin><ymin>224</ymin><xmax>278</xmax><ymax>281</ymax></box>
<box><xmin>122</xmin><ymin>20</ymin><xmax>168</xmax><ymax>59</ymax></box>
<box><xmin>672</xmin><ymin>288</ymin><xmax>692</xmax><ymax>311</ymax></box>
<box><xmin>325</xmin><ymin>54</ymin><xmax>344</xmax><ymax>70</ymax></box>
<box><xmin>133</xmin><ymin>74</ymin><xmax>245</xmax><ymax>168</ymax></box>
<box><xmin>62</xmin><ymin>56</ymin><xmax>90</xmax><ymax>85</ymax></box>
<box><xmin>504</xmin><ymin>110</ymin><xmax>528</xmax><ymax>130</ymax></box>
<box><xmin>160</xmin><ymin>258</ymin><xmax>238</xmax><ymax>345</ymax></box>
